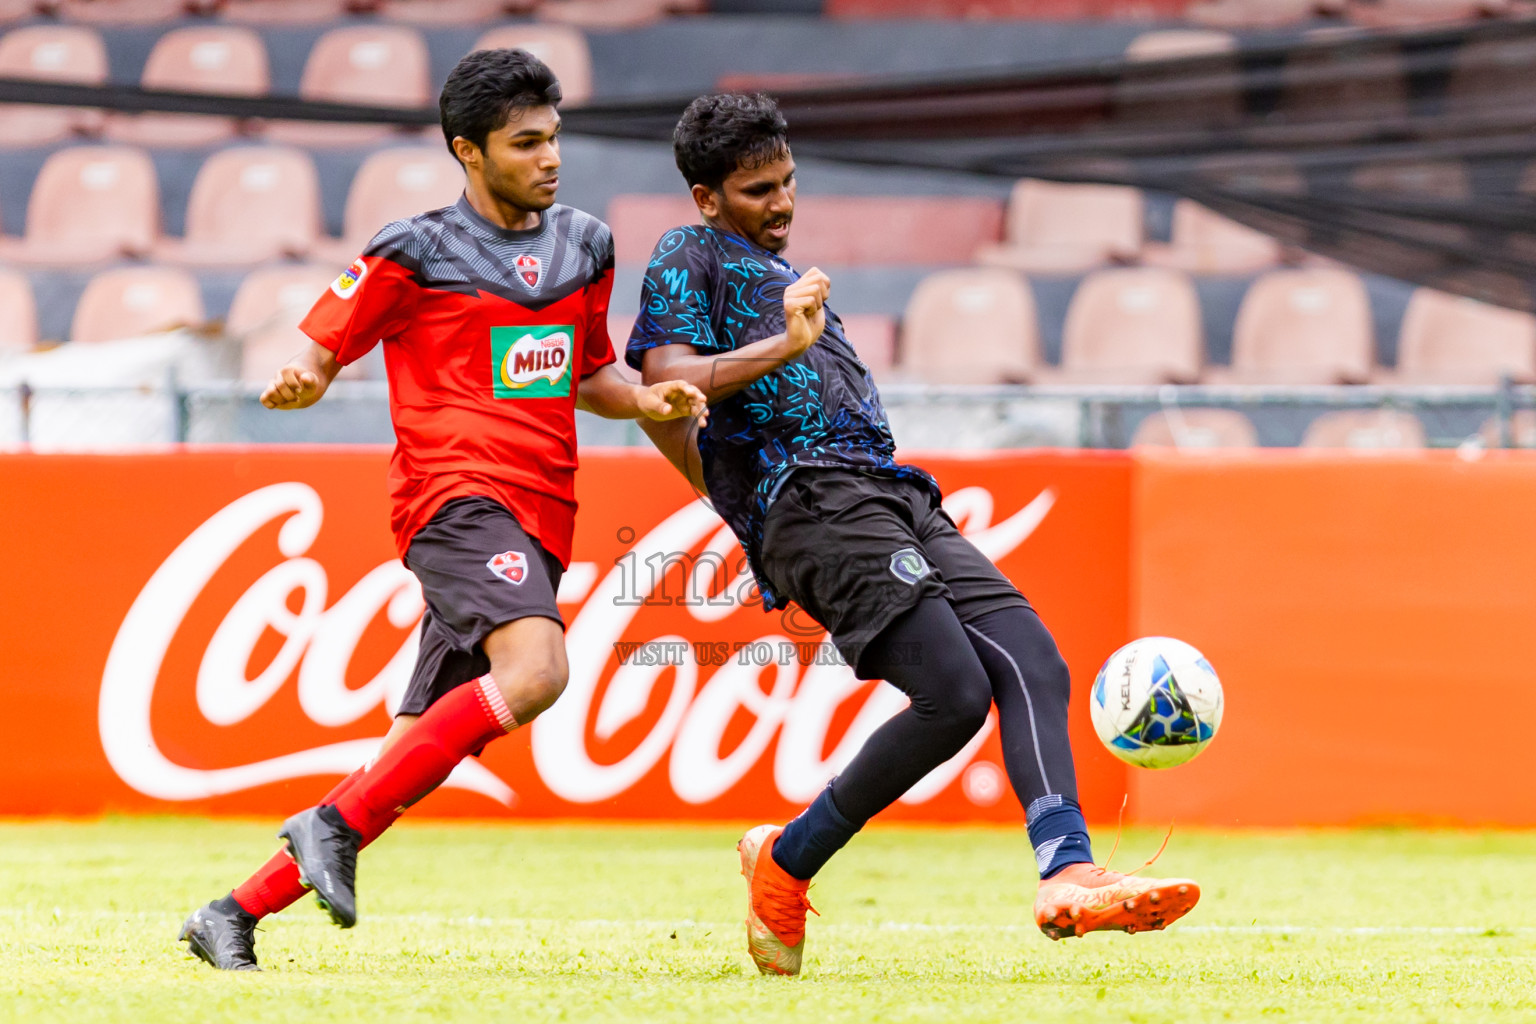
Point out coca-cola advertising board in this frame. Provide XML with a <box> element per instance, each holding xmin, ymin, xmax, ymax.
<box><xmin>0</xmin><ymin>449</ymin><xmax>1132</xmax><ymax>822</ymax></box>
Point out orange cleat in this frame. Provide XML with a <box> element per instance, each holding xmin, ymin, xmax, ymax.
<box><xmin>1034</xmin><ymin>862</ymin><xmax>1200</xmax><ymax>940</ymax></box>
<box><xmin>738</xmin><ymin>824</ymin><xmax>819</xmax><ymax>976</ymax></box>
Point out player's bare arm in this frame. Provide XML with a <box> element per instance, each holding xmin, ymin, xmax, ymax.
<box><xmin>259</xmin><ymin>341</ymin><xmax>342</xmax><ymax>411</ymax></box>
<box><xmin>639</xmin><ymin>268</ymin><xmax>830</xmax><ymax>403</ymax></box>
<box><xmin>576</xmin><ymin>364</ymin><xmax>709</xmax><ymax>424</ymax></box>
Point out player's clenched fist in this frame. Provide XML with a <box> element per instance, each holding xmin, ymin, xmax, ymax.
<box><xmin>260</xmin><ymin>362</ymin><xmax>325</xmax><ymax>410</ymax></box>
<box><xmin>637</xmin><ymin>379</ymin><xmax>710</xmax><ymax>426</ymax></box>
<box><xmin>783</xmin><ymin>268</ymin><xmax>831</xmax><ymax>358</ymax></box>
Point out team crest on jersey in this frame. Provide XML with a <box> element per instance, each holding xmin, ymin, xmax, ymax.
<box><xmin>330</xmin><ymin>257</ymin><xmax>368</xmax><ymax>299</ymax></box>
<box><xmin>515</xmin><ymin>253</ymin><xmax>542</xmax><ymax>289</ymax></box>
<box><xmin>491</xmin><ymin>324</ymin><xmax>574</xmax><ymax>399</ymax></box>
<box><xmin>889</xmin><ymin>546</ymin><xmax>932</xmax><ymax>585</ymax></box>
<box><xmin>486</xmin><ymin>549</ymin><xmax>528</xmax><ymax>586</ymax></box>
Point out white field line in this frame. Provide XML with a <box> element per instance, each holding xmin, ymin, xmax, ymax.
<box><xmin>1</xmin><ymin>908</ymin><xmax>1532</xmax><ymax>938</ymax></box>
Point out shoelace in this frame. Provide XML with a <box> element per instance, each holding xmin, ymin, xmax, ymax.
<box><xmin>1094</xmin><ymin>795</ymin><xmax>1175</xmax><ymax>881</ymax></box>
<box><xmin>757</xmin><ymin>875</ymin><xmax>820</xmax><ymax>940</ymax></box>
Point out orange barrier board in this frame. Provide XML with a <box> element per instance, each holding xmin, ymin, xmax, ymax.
<box><xmin>1131</xmin><ymin>450</ymin><xmax>1536</xmax><ymax>827</ymax></box>
<box><xmin>0</xmin><ymin>449</ymin><xmax>1131</xmax><ymax>822</ymax></box>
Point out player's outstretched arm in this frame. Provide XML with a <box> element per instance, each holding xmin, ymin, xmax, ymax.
<box><xmin>577</xmin><ymin>364</ymin><xmax>709</xmax><ymax>426</ymax></box>
<box><xmin>259</xmin><ymin>342</ymin><xmax>342</xmax><ymax>411</ymax></box>
<box><xmin>640</xmin><ymin>268</ymin><xmax>831</xmax><ymax>404</ymax></box>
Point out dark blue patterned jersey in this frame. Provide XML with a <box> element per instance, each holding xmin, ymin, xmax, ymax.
<box><xmin>625</xmin><ymin>224</ymin><xmax>939</xmax><ymax>608</ymax></box>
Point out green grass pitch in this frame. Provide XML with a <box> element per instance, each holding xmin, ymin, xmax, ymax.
<box><xmin>4</xmin><ymin>819</ymin><xmax>1536</xmax><ymax>1023</ymax></box>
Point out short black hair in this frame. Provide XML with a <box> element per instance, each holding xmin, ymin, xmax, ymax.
<box><xmin>440</xmin><ymin>48</ymin><xmax>562</xmax><ymax>161</ymax></box>
<box><xmin>673</xmin><ymin>93</ymin><xmax>790</xmax><ymax>191</ymax></box>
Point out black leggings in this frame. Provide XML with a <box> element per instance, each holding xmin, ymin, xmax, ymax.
<box><xmin>832</xmin><ymin>597</ymin><xmax>1078</xmax><ymax>824</ymax></box>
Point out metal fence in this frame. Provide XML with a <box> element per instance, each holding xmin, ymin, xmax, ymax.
<box><xmin>1</xmin><ymin>380</ymin><xmax>1533</xmax><ymax>451</ymax></box>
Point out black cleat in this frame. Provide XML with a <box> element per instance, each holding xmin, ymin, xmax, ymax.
<box><xmin>179</xmin><ymin>896</ymin><xmax>260</xmax><ymax>971</ymax></box>
<box><xmin>278</xmin><ymin>805</ymin><xmax>361</xmax><ymax>929</ymax></box>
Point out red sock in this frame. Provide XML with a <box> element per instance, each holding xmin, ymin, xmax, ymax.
<box><xmin>331</xmin><ymin>675</ymin><xmax>514</xmax><ymax>840</ymax></box>
<box><xmin>231</xmin><ymin>766</ymin><xmax>367</xmax><ymax>919</ymax></box>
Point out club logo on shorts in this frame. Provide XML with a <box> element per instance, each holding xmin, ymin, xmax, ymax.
<box><xmin>487</xmin><ymin>550</ymin><xmax>528</xmax><ymax>586</ymax></box>
<box><xmin>491</xmin><ymin>324</ymin><xmax>575</xmax><ymax>399</ymax></box>
<box><xmin>330</xmin><ymin>257</ymin><xmax>368</xmax><ymax>299</ymax></box>
<box><xmin>889</xmin><ymin>547</ymin><xmax>931</xmax><ymax>585</ymax></box>
<box><xmin>516</xmin><ymin>253</ymin><xmax>542</xmax><ymax>289</ymax></box>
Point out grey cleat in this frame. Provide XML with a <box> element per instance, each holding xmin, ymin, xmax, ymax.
<box><xmin>277</xmin><ymin>805</ymin><xmax>362</xmax><ymax>928</ymax></box>
<box><xmin>179</xmin><ymin>897</ymin><xmax>260</xmax><ymax>971</ymax></box>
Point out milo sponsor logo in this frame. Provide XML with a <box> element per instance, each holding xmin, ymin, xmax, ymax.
<box><xmin>492</xmin><ymin>324</ymin><xmax>574</xmax><ymax>399</ymax></box>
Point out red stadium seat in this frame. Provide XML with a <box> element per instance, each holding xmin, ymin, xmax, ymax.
<box><xmin>159</xmin><ymin>146</ymin><xmax>322</xmax><ymax>266</ymax></box>
<box><xmin>0</xmin><ymin>25</ymin><xmax>108</xmax><ymax>145</ymax></box>
<box><xmin>1348</xmin><ymin>0</ymin><xmax>1513</xmax><ymax>28</ymax></box>
<box><xmin>826</xmin><ymin>0</ymin><xmax>1192</xmax><ymax>15</ymax></box>
<box><xmin>1301</xmin><ymin>409</ymin><xmax>1426</xmax><ymax>449</ymax></box>
<box><xmin>71</xmin><ymin>266</ymin><xmax>204</xmax><ymax>344</ymax></box>
<box><xmin>1118</xmin><ymin>30</ymin><xmax>1243</xmax><ymax>130</ymax></box>
<box><xmin>837</xmin><ymin>313</ymin><xmax>898</xmax><ymax>379</ymax></box>
<box><xmin>976</xmin><ymin>179</ymin><xmax>1142</xmax><ymax>274</ymax></box>
<box><xmin>267</xmin><ymin>26</ymin><xmax>432</xmax><ymax>147</ymax></box>
<box><xmin>1217</xmin><ymin>268</ymin><xmax>1374</xmax><ymax>384</ymax></box>
<box><xmin>1187</xmin><ymin>0</ymin><xmax>1344</xmax><ymax>26</ymax></box>
<box><xmin>473</xmin><ymin>25</ymin><xmax>593</xmax><ymax>107</ymax></box>
<box><xmin>606</xmin><ymin>194</ymin><xmax>1004</xmax><ymax>267</ymax></box>
<box><xmin>900</xmin><ymin>268</ymin><xmax>1039</xmax><ymax>385</ymax></box>
<box><xmin>228</xmin><ymin>264</ymin><xmax>353</xmax><ymax>383</ymax></box>
<box><xmin>56</xmin><ymin>0</ymin><xmax>222</xmax><ymax>22</ymax></box>
<box><xmin>1141</xmin><ymin>200</ymin><xmax>1283</xmax><ymax>275</ymax></box>
<box><xmin>1131</xmin><ymin>408</ymin><xmax>1258</xmax><ymax>448</ymax></box>
<box><xmin>381</xmin><ymin>0</ymin><xmax>537</xmax><ymax>22</ymax></box>
<box><xmin>539</xmin><ymin>0</ymin><xmax>704</xmax><ymax>28</ymax></box>
<box><xmin>222</xmin><ymin>0</ymin><xmax>356</xmax><ymax>24</ymax></box>
<box><xmin>1124</xmin><ymin>29</ymin><xmax>1236</xmax><ymax>60</ymax></box>
<box><xmin>1388</xmin><ymin>288</ymin><xmax>1536</xmax><ymax>385</ymax></box>
<box><xmin>0</xmin><ymin>269</ymin><xmax>38</xmax><ymax>351</ymax></box>
<box><xmin>315</xmin><ymin>147</ymin><xmax>465</xmax><ymax>264</ymax></box>
<box><xmin>1043</xmin><ymin>267</ymin><xmax>1203</xmax><ymax>385</ymax></box>
<box><xmin>107</xmin><ymin>26</ymin><xmax>269</xmax><ymax>148</ymax></box>
<box><xmin>1</xmin><ymin>145</ymin><xmax>159</xmax><ymax>266</ymax></box>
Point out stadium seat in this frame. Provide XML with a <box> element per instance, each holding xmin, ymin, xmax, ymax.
<box><xmin>56</xmin><ymin>0</ymin><xmax>222</xmax><ymax>22</ymax></box>
<box><xmin>473</xmin><ymin>26</ymin><xmax>593</xmax><ymax>107</ymax></box>
<box><xmin>1217</xmin><ymin>268</ymin><xmax>1375</xmax><ymax>384</ymax></box>
<box><xmin>106</xmin><ymin>26</ymin><xmax>269</xmax><ymax>148</ymax></box>
<box><xmin>1477</xmin><ymin>409</ymin><xmax>1536</xmax><ymax>448</ymax></box>
<box><xmin>1131</xmin><ymin>408</ymin><xmax>1259</xmax><ymax>448</ymax></box>
<box><xmin>0</xmin><ymin>25</ymin><xmax>108</xmax><ymax>145</ymax></box>
<box><xmin>1388</xmin><ymin>288</ymin><xmax>1536</xmax><ymax>385</ymax></box>
<box><xmin>1195</xmin><ymin>154</ymin><xmax>1309</xmax><ymax>196</ymax></box>
<box><xmin>1348</xmin><ymin>0</ymin><xmax>1513</xmax><ymax>27</ymax></box>
<box><xmin>228</xmin><ymin>264</ymin><xmax>354</xmax><ymax>383</ymax></box>
<box><xmin>975</xmin><ymin>180</ymin><xmax>1142</xmax><ymax>274</ymax></box>
<box><xmin>1350</xmin><ymin>159</ymin><xmax>1472</xmax><ymax>200</ymax></box>
<box><xmin>1300</xmin><ymin>408</ymin><xmax>1426</xmax><ymax>449</ymax></box>
<box><xmin>1</xmin><ymin>145</ymin><xmax>159</xmax><ymax>266</ymax></box>
<box><xmin>70</xmin><ymin>265</ymin><xmax>204</xmax><ymax>344</ymax></box>
<box><xmin>1187</xmin><ymin>0</ymin><xmax>1345</xmax><ymax>26</ymax></box>
<box><xmin>0</xmin><ymin>269</ymin><xmax>38</xmax><ymax>351</ymax></box>
<box><xmin>900</xmin><ymin>268</ymin><xmax>1039</xmax><ymax>385</ymax></box>
<box><xmin>837</xmin><ymin>313</ymin><xmax>898</xmax><ymax>378</ymax></box>
<box><xmin>266</xmin><ymin>26</ymin><xmax>432</xmax><ymax>147</ymax></box>
<box><xmin>160</xmin><ymin>146</ymin><xmax>322</xmax><ymax>265</ymax></box>
<box><xmin>539</xmin><ymin>0</ymin><xmax>705</xmax><ymax>28</ymax></box>
<box><xmin>606</xmin><ymin>194</ymin><xmax>1004</xmax><ymax>266</ymax></box>
<box><xmin>315</xmin><ymin>147</ymin><xmax>464</xmax><ymax>264</ymax></box>
<box><xmin>1043</xmin><ymin>267</ymin><xmax>1203</xmax><ymax>385</ymax></box>
<box><xmin>1117</xmin><ymin>30</ymin><xmax>1242</xmax><ymax>130</ymax></box>
<box><xmin>1124</xmin><ymin>29</ymin><xmax>1237</xmax><ymax>60</ymax></box>
<box><xmin>381</xmin><ymin>0</ymin><xmax>537</xmax><ymax>22</ymax></box>
<box><xmin>1446</xmin><ymin>33</ymin><xmax>1536</xmax><ymax>112</ymax></box>
<box><xmin>222</xmin><ymin>0</ymin><xmax>356</xmax><ymax>24</ymax></box>
<box><xmin>1141</xmin><ymin>199</ymin><xmax>1283</xmax><ymax>274</ymax></box>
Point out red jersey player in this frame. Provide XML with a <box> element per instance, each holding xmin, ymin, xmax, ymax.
<box><xmin>178</xmin><ymin>49</ymin><xmax>706</xmax><ymax>971</ymax></box>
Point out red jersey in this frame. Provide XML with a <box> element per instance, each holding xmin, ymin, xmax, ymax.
<box><xmin>300</xmin><ymin>197</ymin><xmax>616</xmax><ymax>566</ymax></box>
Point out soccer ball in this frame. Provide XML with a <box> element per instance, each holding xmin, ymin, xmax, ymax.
<box><xmin>1090</xmin><ymin>637</ymin><xmax>1223</xmax><ymax>769</ymax></box>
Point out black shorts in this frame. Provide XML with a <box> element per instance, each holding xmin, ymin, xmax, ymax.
<box><xmin>758</xmin><ymin>468</ymin><xmax>1029</xmax><ymax>676</ymax></box>
<box><xmin>397</xmin><ymin>496</ymin><xmax>564</xmax><ymax>717</ymax></box>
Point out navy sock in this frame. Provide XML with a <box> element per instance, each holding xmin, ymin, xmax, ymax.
<box><xmin>771</xmin><ymin>784</ymin><xmax>863</xmax><ymax>880</ymax></box>
<box><xmin>1027</xmin><ymin>794</ymin><xmax>1094</xmax><ymax>879</ymax></box>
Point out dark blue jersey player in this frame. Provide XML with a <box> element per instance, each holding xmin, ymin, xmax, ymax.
<box><xmin>628</xmin><ymin>93</ymin><xmax>1202</xmax><ymax>976</ymax></box>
